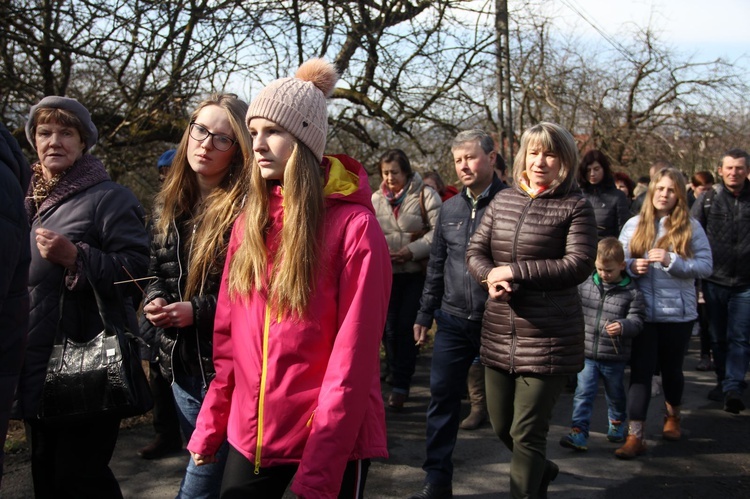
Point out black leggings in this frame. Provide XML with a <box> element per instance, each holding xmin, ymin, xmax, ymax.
<box><xmin>220</xmin><ymin>445</ymin><xmax>370</xmax><ymax>498</ymax></box>
<box><xmin>627</xmin><ymin>321</ymin><xmax>694</xmax><ymax>421</ymax></box>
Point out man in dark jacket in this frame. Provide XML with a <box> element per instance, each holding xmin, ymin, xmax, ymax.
<box><xmin>0</xmin><ymin>123</ymin><xmax>31</xmax><ymax>485</ymax></box>
<box><xmin>409</xmin><ymin>130</ymin><xmax>506</xmax><ymax>499</ymax></box>
<box><xmin>691</xmin><ymin>148</ymin><xmax>750</xmax><ymax>414</ymax></box>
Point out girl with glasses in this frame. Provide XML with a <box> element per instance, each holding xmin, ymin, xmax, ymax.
<box><xmin>142</xmin><ymin>93</ymin><xmax>251</xmax><ymax>497</ymax></box>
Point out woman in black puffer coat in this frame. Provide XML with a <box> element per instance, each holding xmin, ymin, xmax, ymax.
<box><xmin>142</xmin><ymin>93</ymin><xmax>250</xmax><ymax>498</ymax></box>
<box><xmin>578</xmin><ymin>150</ymin><xmax>631</xmax><ymax>240</ymax></box>
<box><xmin>145</xmin><ymin>213</ymin><xmax>224</xmax><ymax>387</ymax></box>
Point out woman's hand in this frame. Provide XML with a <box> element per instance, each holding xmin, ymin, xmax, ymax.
<box><xmin>487</xmin><ymin>280</ymin><xmax>513</xmax><ymax>301</ymax></box>
<box><xmin>485</xmin><ymin>265</ymin><xmax>514</xmax><ymax>301</ymax></box>
<box><xmin>647</xmin><ymin>249</ymin><xmax>671</xmax><ymax>267</ymax></box>
<box><xmin>190</xmin><ymin>451</ymin><xmax>217</xmax><ymax>466</ymax></box>
<box><xmin>486</xmin><ymin>265</ymin><xmax>513</xmax><ymax>284</ymax></box>
<box><xmin>145</xmin><ymin>299</ymin><xmax>194</xmax><ymax>328</ymax></box>
<box><xmin>35</xmin><ymin>228</ymin><xmax>77</xmax><ymax>271</ymax></box>
<box><xmin>390</xmin><ymin>246</ymin><xmax>413</xmax><ymax>264</ymax></box>
<box><xmin>604</xmin><ymin>321</ymin><xmax>622</xmax><ymax>337</ymax></box>
<box><xmin>144</xmin><ymin>298</ymin><xmax>169</xmax><ymax>328</ymax></box>
<box><xmin>630</xmin><ymin>258</ymin><xmax>650</xmax><ymax>275</ymax></box>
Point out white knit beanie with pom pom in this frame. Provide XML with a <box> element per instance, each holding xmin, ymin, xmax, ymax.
<box><xmin>246</xmin><ymin>58</ymin><xmax>339</xmax><ymax>161</ymax></box>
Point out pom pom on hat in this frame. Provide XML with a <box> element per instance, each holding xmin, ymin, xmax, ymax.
<box><xmin>246</xmin><ymin>58</ymin><xmax>339</xmax><ymax>161</ymax></box>
<box><xmin>294</xmin><ymin>58</ymin><xmax>339</xmax><ymax>98</ymax></box>
<box><xmin>26</xmin><ymin>96</ymin><xmax>98</xmax><ymax>152</ymax></box>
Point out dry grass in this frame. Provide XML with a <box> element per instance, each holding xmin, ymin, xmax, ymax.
<box><xmin>4</xmin><ymin>420</ymin><xmax>26</xmax><ymax>454</ymax></box>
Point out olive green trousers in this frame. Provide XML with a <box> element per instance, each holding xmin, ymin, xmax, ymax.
<box><xmin>485</xmin><ymin>367</ymin><xmax>567</xmax><ymax>498</ymax></box>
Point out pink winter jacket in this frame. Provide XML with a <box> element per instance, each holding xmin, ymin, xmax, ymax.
<box><xmin>188</xmin><ymin>155</ymin><xmax>391</xmax><ymax>498</ymax></box>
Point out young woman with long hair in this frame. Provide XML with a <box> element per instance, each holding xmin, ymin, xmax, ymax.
<box><xmin>187</xmin><ymin>59</ymin><xmax>392</xmax><ymax>498</ymax></box>
<box><xmin>616</xmin><ymin>168</ymin><xmax>712</xmax><ymax>459</ymax></box>
<box><xmin>143</xmin><ymin>93</ymin><xmax>251</xmax><ymax>497</ymax></box>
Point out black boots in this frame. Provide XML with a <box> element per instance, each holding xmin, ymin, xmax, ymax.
<box><xmin>408</xmin><ymin>483</ymin><xmax>453</xmax><ymax>499</ymax></box>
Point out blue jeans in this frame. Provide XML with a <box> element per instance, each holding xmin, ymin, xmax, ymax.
<box><xmin>704</xmin><ymin>282</ymin><xmax>750</xmax><ymax>394</ymax></box>
<box><xmin>172</xmin><ymin>373</ymin><xmax>228</xmax><ymax>499</ymax></box>
<box><xmin>422</xmin><ymin>310</ymin><xmax>482</xmax><ymax>486</ymax></box>
<box><xmin>571</xmin><ymin>358</ymin><xmax>627</xmax><ymax>437</ymax></box>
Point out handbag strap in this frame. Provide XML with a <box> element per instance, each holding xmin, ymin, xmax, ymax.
<box><xmin>54</xmin><ymin>247</ymin><xmax>128</xmax><ymax>345</ymax></box>
<box><xmin>54</xmin><ymin>278</ymin><xmax>70</xmax><ymax>346</ymax></box>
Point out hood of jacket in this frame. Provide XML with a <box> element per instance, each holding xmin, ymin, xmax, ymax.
<box><xmin>321</xmin><ymin>154</ymin><xmax>376</xmax><ymax>213</ymax></box>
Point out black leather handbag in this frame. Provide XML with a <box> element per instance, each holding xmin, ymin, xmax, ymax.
<box><xmin>40</xmin><ymin>265</ymin><xmax>153</xmax><ymax>422</ymax></box>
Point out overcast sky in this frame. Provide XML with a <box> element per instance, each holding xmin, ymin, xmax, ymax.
<box><xmin>549</xmin><ymin>0</ymin><xmax>749</xmax><ymax>66</ymax></box>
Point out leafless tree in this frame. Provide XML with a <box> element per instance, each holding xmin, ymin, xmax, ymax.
<box><xmin>0</xmin><ymin>0</ymin><xmax>746</xmax><ymax>198</ymax></box>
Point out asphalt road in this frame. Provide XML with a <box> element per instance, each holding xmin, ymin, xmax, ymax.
<box><xmin>3</xmin><ymin>336</ymin><xmax>749</xmax><ymax>498</ymax></box>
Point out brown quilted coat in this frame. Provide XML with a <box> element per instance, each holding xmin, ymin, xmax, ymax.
<box><xmin>466</xmin><ymin>184</ymin><xmax>597</xmax><ymax>375</ymax></box>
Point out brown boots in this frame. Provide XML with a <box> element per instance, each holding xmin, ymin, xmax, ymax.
<box><xmin>460</xmin><ymin>364</ymin><xmax>487</xmax><ymax>430</ymax></box>
<box><xmin>615</xmin><ymin>404</ymin><xmax>682</xmax><ymax>459</ymax></box>
<box><xmin>615</xmin><ymin>421</ymin><xmax>647</xmax><ymax>459</ymax></box>
<box><xmin>662</xmin><ymin>402</ymin><xmax>681</xmax><ymax>441</ymax></box>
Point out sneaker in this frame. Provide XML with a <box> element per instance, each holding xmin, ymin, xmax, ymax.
<box><xmin>724</xmin><ymin>391</ymin><xmax>746</xmax><ymax>414</ymax></box>
<box><xmin>607</xmin><ymin>421</ymin><xmax>626</xmax><ymax>442</ymax></box>
<box><xmin>559</xmin><ymin>428</ymin><xmax>588</xmax><ymax>451</ymax></box>
<box><xmin>696</xmin><ymin>355</ymin><xmax>714</xmax><ymax>371</ymax></box>
<box><xmin>707</xmin><ymin>383</ymin><xmax>724</xmax><ymax>402</ymax></box>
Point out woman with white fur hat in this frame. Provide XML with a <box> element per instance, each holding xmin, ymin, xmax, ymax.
<box><xmin>188</xmin><ymin>59</ymin><xmax>392</xmax><ymax>498</ymax></box>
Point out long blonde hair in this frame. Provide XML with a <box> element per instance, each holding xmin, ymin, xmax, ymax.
<box><xmin>628</xmin><ymin>167</ymin><xmax>693</xmax><ymax>259</ymax></box>
<box><xmin>228</xmin><ymin>139</ymin><xmax>325</xmax><ymax>318</ymax></box>
<box><xmin>154</xmin><ymin>93</ymin><xmax>250</xmax><ymax>299</ymax></box>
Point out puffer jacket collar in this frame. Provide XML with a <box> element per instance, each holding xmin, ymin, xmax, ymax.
<box><xmin>26</xmin><ymin>154</ymin><xmax>109</xmax><ymax>222</ymax></box>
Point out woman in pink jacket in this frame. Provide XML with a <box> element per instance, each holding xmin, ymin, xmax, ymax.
<box><xmin>187</xmin><ymin>59</ymin><xmax>392</xmax><ymax>498</ymax></box>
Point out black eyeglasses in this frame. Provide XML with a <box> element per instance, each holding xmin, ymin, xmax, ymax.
<box><xmin>189</xmin><ymin>123</ymin><xmax>237</xmax><ymax>152</ymax></box>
